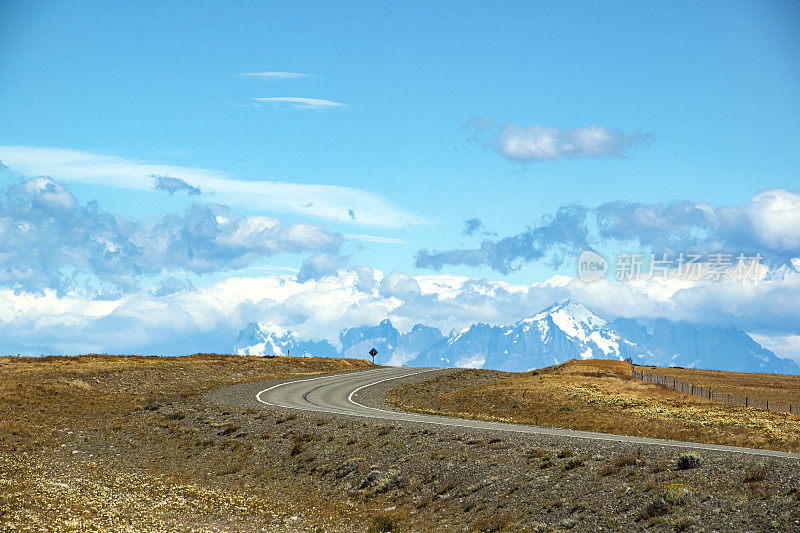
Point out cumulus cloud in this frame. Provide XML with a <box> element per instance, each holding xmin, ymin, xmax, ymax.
<box><xmin>150</xmin><ymin>277</ymin><xmax>195</xmax><ymax>297</ymax></box>
<box><xmin>252</xmin><ymin>97</ymin><xmax>345</xmax><ymax>110</ymax></box>
<box><xmin>152</xmin><ymin>174</ymin><xmax>201</xmax><ymax>196</ymax></box>
<box><xmin>297</xmin><ymin>253</ymin><xmax>347</xmax><ymax>282</ymax></box>
<box><xmin>4</xmin><ymin>267</ymin><xmax>800</xmax><ymax>363</ymax></box>
<box><xmin>378</xmin><ymin>271</ymin><xmax>422</xmax><ymax>298</ymax></box>
<box><xmin>467</xmin><ymin>116</ymin><xmax>651</xmax><ymax>161</ymax></box>
<box><xmin>417</xmin><ymin>188</ymin><xmax>800</xmax><ymax>274</ymax></box>
<box><xmin>416</xmin><ymin>204</ymin><xmax>590</xmax><ymax>273</ymax></box>
<box><xmin>0</xmin><ymin>146</ymin><xmax>429</xmax><ymax>228</ymax></box>
<box><xmin>0</xmin><ymin>177</ymin><xmax>342</xmax><ymax>294</ymax></box>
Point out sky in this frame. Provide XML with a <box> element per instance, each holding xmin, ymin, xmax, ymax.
<box><xmin>1</xmin><ymin>1</ymin><xmax>800</xmax><ymax>360</ymax></box>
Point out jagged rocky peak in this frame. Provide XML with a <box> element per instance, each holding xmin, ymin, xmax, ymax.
<box><xmin>234</xmin><ymin>299</ymin><xmax>800</xmax><ymax>374</ymax></box>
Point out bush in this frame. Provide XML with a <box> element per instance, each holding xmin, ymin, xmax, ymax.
<box><xmin>672</xmin><ymin>516</ymin><xmax>694</xmax><ymax>532</ymax></box>
<box><xmin>369</xmin><ymin>515</ymin><xmax>400</xmax><ymax>532</ymax></box>
<box><xmin>334</xmin><ymin>457</ymin><xmax>364</xmax><ymax>479</ymax></box>
<box><xmin>642</xmin><ymin>495</ymin><xmax>670</xmax><ymax>519</ymax></box>
<box><xmin>557</xmin><ymin>450</ymin><xmax>574</xmax><ymax>458</ymax></box>
<box><xmin>676</xmin><ymin>452</ymin><xmax>702</xmax><ymax>470</ymax></box>
<box><xmin>743</xmin><ymin>462</ymin><xmax>768</xmax><ymax>483</ymax></box>
<box><xmin>563</xmin><ymin>459</ymin><xmax>584</xmax><ymax>471</ymax></box>
<box><xmin>664</xmin><ymin>484</ymin><xmax>693</xmax><ymax>505</ymax></box>
<box><xmin>615</xmin><ymin>448</ymin><xmax>642</xmax><ymax>468</ymax></box>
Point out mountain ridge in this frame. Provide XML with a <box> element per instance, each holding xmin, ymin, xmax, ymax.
<box><xmin>234</xmin><ymin>299</ymin><xmax>800</xmax><ymax>374</ymax></box>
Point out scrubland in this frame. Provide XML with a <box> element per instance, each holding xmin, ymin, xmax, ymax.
<box><xmin>388</xmin><ymin>359</ymin><xmax>800</xmax><ymax>452</ymax></box>
<box><xmin>1</xmin><ymin>355</ymin><xmax>799</xmax><ymax>532</ymax></box>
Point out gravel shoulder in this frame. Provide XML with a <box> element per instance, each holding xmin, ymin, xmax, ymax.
<box><xmin>208</xmin><ymin>366</ymin><xmax>800</xmax><ymax>532</ymax></box>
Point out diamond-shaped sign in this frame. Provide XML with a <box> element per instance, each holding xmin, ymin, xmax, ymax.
<box><xmin>369</xmin><ymin>348</ymin><xmax>378</xmax><ymax>357</ymax></box>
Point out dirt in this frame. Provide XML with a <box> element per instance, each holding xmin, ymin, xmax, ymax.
<box><xmin>2</xmin><ymin>355</ymin><xmax>800</xmax><ymax>532</ymax></box>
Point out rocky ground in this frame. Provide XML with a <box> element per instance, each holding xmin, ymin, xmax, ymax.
<box><xmin>2</xmin><ymin>356</ymin><xmax>800</xmax><ymax>532</ymax></box>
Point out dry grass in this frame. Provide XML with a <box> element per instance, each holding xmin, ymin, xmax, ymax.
<box><xmin>387</xmin><ymin>359</ymin><xmax>800</xmax><ymax>452</ymax></box>
<box><xmin>633</xmin><ymin>364</ymin><xmax>800</xmax><ymax>406</ymax></box>
<box><xmin>0</xmin><ymin>354</ymin><xmax>373</xmax><ymax>531</ymax></box>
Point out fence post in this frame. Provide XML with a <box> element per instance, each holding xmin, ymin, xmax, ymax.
<box><xmin>745</xmin><ymin>396</ymin><xmax>749</xmax><ymax>407</ymax></box>
<box><xmin>766</xmin><ymin>400</ymin><xmax>769</xmax><ymax>411</ymax></box>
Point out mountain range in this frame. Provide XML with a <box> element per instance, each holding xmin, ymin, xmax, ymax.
<box><xmin>234</xmin><ymin>299</ymin><xmax>799</xmax><ymax>374</ymax></box>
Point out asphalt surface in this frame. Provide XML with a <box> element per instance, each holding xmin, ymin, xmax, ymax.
<box><xmin>254</xmin><ymin>366</ymin><xmax>800</xmax><ymax>460</ymax></box>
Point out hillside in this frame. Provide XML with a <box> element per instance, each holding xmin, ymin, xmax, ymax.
<box><xmin>387</xmin><ymin>359</ymin><xmax>800</xmax><ymax>452</ymax></box>
<box><xmin>3</xmin><ymin>355</ymin><xmax>799</xmax><ymax>531</ymax></box>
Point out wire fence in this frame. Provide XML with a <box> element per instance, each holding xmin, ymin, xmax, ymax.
<box><xmin>625</xmin><ymin>358</ymin><xmax>798</xmax><ymax>416</ymax></box>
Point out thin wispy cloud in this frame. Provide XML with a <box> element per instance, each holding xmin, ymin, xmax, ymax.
<box><xmin>345</xmin><ymin>234</ymin><xmax>410</xmax><ymax>245</ymax></box>
<box><xmin>252</xmin><ymin>97</ymin><xmax>345</xmax><ymax>110</ymax></box>
<box><xmin>0</xmin><ymin>146</ymin><xmax>430</xmax><ymax>228</ymax></box>
<box><xmin>238</xmin><ymin>71</ymin><xmax>310</xmax><ymax>79</ymax></box>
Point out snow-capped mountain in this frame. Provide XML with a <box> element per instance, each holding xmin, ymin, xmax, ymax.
<box><xmin>339</xmin><ymin>319</ymin><xmax>443</xmax><ymax>366</ymax></box>
<box><xmin>233</xmin><ymin>322</ymin><xmax>337</xmax><ymax>357</ymax></box>
<box><xmin>233</xmin><ymin>299</ymin><xmax>800</xmax><ymax>374</ymax></box>
<box><xmin>612</xmin><ymin>317</ymin><xmax>799</xmax><ymax>374</ymax></box>
<box><xmin>412</xmin><ymin>300</ymin><xmax>650</xmax><ymax>371</ymax></box>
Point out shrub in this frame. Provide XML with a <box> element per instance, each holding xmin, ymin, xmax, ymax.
<box><xmin>557</xmin><ymin>450</ymin><xmax>574</xmax><ymax>458</ymax></box>
<box><xmin>334</xmin><ymin>457</ymin><xmax>364</xmax><ymax>479</ymax></box>
<box><xmin>369</xmin><ymin>515</ymin><xmax>399</xmax><ymax>532</ymax></box>
<box><xmin>743</xmin><ymin>462</ymin><xmax>768</xmax><ymax>483</ymax></box>
<box><xmin>642</xmin><ymin>495</ymin><xmax>670</xmax><ymax>519</ymax></box>
<box><xmin>672</xmin><ymin>516</ymin><xmax>694</xmax><ymax>532</ymax></box>
<box><xmin>676</xmin><ymin>452</ymin><xmax>702</xmax><ymax>470</ymax></box>
<box><xmin>615</xmin><ymin>449</ymin><xmax>642</xmax><ymax>468</ymax></box>
<box><xmin>218</xmin><ymin>425</ymin><xmax>239</xmax><ymax>436</ymax></box>
<box><xmin>563</xmin><ymin>459</ymin><xmax>584</xmax><ymax>471</ymax></box>
<box><xmin>471</xmin><ymin>512</ymin><xmax>512</xmax><ymax>532</ymax></box>
<box><xmin>664</xmin><ymin>484</ymin><xmax>693</xmax><ymax>505</ymax></box>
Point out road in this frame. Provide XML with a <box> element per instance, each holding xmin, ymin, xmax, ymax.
<box><xmin>255</xmin><ymin>366</ymin><xmax>800</xmax><ymax>460</ymax></box>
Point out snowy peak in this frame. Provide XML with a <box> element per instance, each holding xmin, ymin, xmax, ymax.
<box><xmin>234</xmin><ymin>322</ymin><xmax>337</xmax><ymax>358</ymax></box>
<box><xmin>234</xmin><ymin>322</ymin><xmax>293</xmax><ymax>356</ymax></box>
<box><xmin>233</xmin><ymin>299</ymin><xmax>800</xmax><ymax>375</ymax></box>
<box><xmin>526</xmin><ymin>299</ymin><xmax>606</xmax><ymax>330</ymax></box>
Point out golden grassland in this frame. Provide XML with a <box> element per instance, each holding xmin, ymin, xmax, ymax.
<box><xmin>633</xmin><ymin>363</ymin><xmax>800</xmax><ymax>405</ymax></box>
<box><xmin>387</xmin><ymin>359</ymin><xmax>800</xmax><ymax>452</ymax></box>
<box><xmin>0</xmin><ymin>354</ymin><xmax>373</xmax><ymax>531</ymax></box>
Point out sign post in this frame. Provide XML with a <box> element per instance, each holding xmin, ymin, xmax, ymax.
<box><xmin>368</xmin><ymin>347</ymin><xmax>378</xmax><ymax>365</ymax></box>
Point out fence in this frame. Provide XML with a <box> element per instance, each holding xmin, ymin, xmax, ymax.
<box><xmin>626</xmin><ymin>358</ymin><xmax>798</xmax><ymax>416</ymax></box>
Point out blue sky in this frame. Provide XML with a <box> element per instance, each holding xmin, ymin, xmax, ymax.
<box><xmin>1</xmin><ymin>1</ymin><xmax>800</xmax><ymax>357</ymax></box>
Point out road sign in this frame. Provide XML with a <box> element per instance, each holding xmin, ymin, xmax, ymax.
<box><xmin>369</xmin><ymin>347</ymin><xmax>378</xmax><ymax>364</ymax></box>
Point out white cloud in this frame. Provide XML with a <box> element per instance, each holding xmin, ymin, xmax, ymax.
<box><xmin>467</xmin><ymin>116</ymin><xmax>650</xmax><ymax>161</ymax></box>
<box><xmin>751</xmin><ymin>333</ymin><xmax>800</xmax><ymax>361</ymax></box>
<box><xmin>0</xmin><ymin>177</ymin><xmax>343</xmax><ymax>293</ymax></box>
<box><xmin>2</xmin><ymin>267</ymin><xmax>800</xmax><ymax>364</ymax></box>
<box><xmin>0</xmin><ymin>146</ymin><xmax>429</xmax><ymax>228</ymax></box>
<box><xmin>296</xmin><ymin>253</ymin><xmax>347</xmax><ymax>282</ymax></box>
<box><xmin>238</xmin><ymin>72</ymin><xmax>310</xmax><ymax>79</ymax></box>
<box><xmin>252</xmin><ymin>97</ymin><xmax>345</xmax><ymax>110</ymax></box>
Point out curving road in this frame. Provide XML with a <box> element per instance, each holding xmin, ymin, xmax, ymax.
<box><xmin>255</xmin><ymin>366</ymin><xmax>800</xmax><ymax>460</ymax></box>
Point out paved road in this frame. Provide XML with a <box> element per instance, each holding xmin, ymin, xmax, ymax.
<box><xmin>255</xmin><ymin>366</ymin><xmax>800</xmax><ymax>460</ymax></box>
